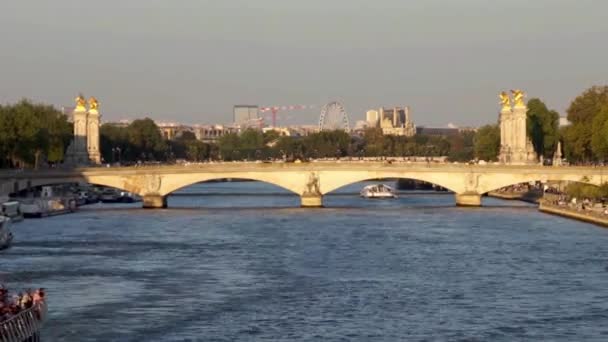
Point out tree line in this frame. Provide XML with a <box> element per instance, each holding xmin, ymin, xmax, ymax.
<box><xmin>1</xmin><ymin>85</ymin><xmax>607</xmax><ymax>168</ymax></box>
<box><xmin>0</xmin><ymin>100</ymin><xmax>72</xmax><ymax>168</ymax></box>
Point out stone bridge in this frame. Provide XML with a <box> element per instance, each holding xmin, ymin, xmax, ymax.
<box><xmin>1</xmin><ymin>162</ymin><xmax>607</xmax><ymax>208</ymax></box>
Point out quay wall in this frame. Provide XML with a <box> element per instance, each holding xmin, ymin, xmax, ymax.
<box><xmin>487</xmin><ymin>190</ymin><xmax>542</xmax><ymax>204</ymax></box>
<box><xmin>539</xmin><ymin>202</ymin><xmax>608</xmax><ymax>228</ymax></box>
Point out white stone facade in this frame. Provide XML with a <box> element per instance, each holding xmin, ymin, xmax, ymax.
<box><xmin>65</xmin><ymin>98</ymin><xmax>101</xmax><ymax>165</ymax></box>
<box><xmin>498</xmin><ymin>99</ymin><xmax>537</xmax><ymax>165</ymax></box>
<box><xmin>367</xmin><ymin>106</ymin><xmax>416</xmax><ymax>137</ymax></box>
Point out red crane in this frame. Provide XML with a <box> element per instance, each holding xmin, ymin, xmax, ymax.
<box><xmin>259</xmin><ymin>104</ymin><xmax>315</xmax><ymax>127</ymax></box>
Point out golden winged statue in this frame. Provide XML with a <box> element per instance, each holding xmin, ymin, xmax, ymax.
<box><xmin>511</xmin><ymin>89</ymin><xmax>525</xmax><ymax>107</ymax></box>
<box><xmin>88</xmin><ymin>96</ymin><xmax>100</xmax><ymax>111</ymax></box>
<box><xmin>75</xmin><ymin>94</ymin><xmax>87</xmax><ymax>111</ymax></box>
<box><xmin>499</xmin><ymin>91</ymin><xmax>510</xmax><ymax>110</ymax></box>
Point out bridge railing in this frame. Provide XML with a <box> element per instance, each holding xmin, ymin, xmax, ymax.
<box><xmin>0</xmin><ymin>301</ymin><xmax>47</xmax><ymax>342</ymax></box>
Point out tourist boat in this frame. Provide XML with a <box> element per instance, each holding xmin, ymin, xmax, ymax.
<box><xmin>1</xmin><ymin>200</ymin><xmax>24</xmax><ymax>222</ymax></box>
<box><xmin>0</xmin><ymin>216</ymin><xmax>13</xmax><ymax>250</ymax></box>
<box><xmin>99</xmin><ymin>188</ymin><xmax>122</xmax><ymax>203</ymax></box>
<box><xmin>360</xmin><ymin>184</ymin><xmax>398</xmax><ymax>199</ymax></box>
<box><xmin>99</xmin><ymin>188</ymin><xmax>141</xmax><ymax>203</ymax></box>
<box><xmin>19</xmin><ymin>198</ymin><xmax>77</xmax><ymax>218</ymax></box>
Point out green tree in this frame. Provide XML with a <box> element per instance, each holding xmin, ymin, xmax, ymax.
<box><xmin>474</xmin><ymin>124</ymin><xmax>500</xmax><ymax>161</ymax></box>
<box><xmin>0</xmin><ymin>99</ymin><xmax>72</xmax><ymax>168</ymax></box>
<box><xmin>127</xmin><ymin>118</ymin><xmax>166</xmax><ymax>161</ymax></box>
<box><xmin>564</xmin><ymin>86</ymin><xmax>608</xmax><ymax>162</ymax></box>
<box><xmin>590</xmin><ymin>106</ymin><xmax>608</xmax><ymax>161</ymax></box>
<box><xmin>100</xmin><ymin>124</ymin><xmax>130</xmax><ymax>163</ymax></box>
<box><xmin>526</xmin><ymin>98</ymin><xmax>559</xmax><ymax>158</ymax></box>
<box><xmin>218</xmin><ymin>132</ymin><xmax>240</xmax><ymax>161</ymax></box>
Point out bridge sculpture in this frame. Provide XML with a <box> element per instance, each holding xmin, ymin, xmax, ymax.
<box><xmin>1</xmin><ymin>162</ymin><xmax>607</xmax><ymax>208</ymax></box>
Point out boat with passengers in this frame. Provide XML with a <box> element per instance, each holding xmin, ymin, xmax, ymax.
<box><xmin>360</xmin><ymin>184</ymin><xmax>398</xmax><ymax>199</ymax></box>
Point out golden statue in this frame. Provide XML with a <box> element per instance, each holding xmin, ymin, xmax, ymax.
<box><xmin>88</xmin><ymin>96</ymin><xmax>100</xmax><ymax>111</ymax></box>
<box><xmin>75</xmin><ymin>94</ymin><xmax>87</xmax><ymax>111</ymax></box>
<box><xmin>511</xmin><ymin>89</ymin><xmax>526</xmax><ymax>107</ymax></box>
<box><xmin>499</xmin><ymin>91</ymin><xmax>511</xmax><ymax>111</ymax></box>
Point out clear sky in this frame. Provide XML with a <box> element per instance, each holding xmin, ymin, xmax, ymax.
<box><xmin>1</xmin><ymin>0</ymin><xmax>607</xmax><ymax>126</ymax></box>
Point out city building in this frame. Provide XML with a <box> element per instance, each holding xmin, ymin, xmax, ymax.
<box><xmin>366</xmin><ymin>106</ymin><xmax>416</xmax><ymax>136</ymax></box>
<box><xmin>233</xmin><ymin>105</ymin><xmax>259</xmax><ymax>125</ymax></box>
<box><xmin>156</xmin><ymin>122</ymin><xmax>194</xmax><ymax>140</ymax></box>
<box><xmin>192</xmin><ymin>124</ymin><xmax>239</xmax><ymax>143</ymax></box>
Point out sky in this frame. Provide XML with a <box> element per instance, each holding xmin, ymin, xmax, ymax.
<box><xmin>1</xmin><ymin>0</ymin><xmax>607</xmax><ymax>127</ymax></box>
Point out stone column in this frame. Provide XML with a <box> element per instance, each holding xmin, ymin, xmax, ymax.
<box><xmin>455</xmin><ymin>192</ymin><xmax>481</xmax><ymax>207</ymax></box>
<box><xmin>499</xmin><ymin>107</ymin><xmax>512</xmax><ymax>163</ymax></box>
<box><xmin>142</xmin><ymin>194</ymin><xmax>167</xmax><ymax>209</ymax></box>
<box><xmin>72</xmin><ymin>107</ymin><xmax>89</xmax><ymax>165</ymax></box>
<box><xmin>87</xmin><ymin>109</ymin><xmax>101</xmax><ymax>164</ymax></box>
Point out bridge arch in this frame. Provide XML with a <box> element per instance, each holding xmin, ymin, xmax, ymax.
<box><xmin>317</xmin><ymin>171</ymin><xmax>465</xmax><ymax>195</ymax></box>
<box><xmin>477</xmin><ymin>174</ymin><xmax>604</xmax><ymax>195</ymax></box>
<box><xmin>159</xmin><ymin>172</ymin><xmax>306</xmax><ymax>197</ymax></box>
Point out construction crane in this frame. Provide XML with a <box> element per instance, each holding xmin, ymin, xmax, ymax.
<box><xmin>259</xmin><ymin>104</ymin><xmax>315</xmax><ymax>127</ymax></box>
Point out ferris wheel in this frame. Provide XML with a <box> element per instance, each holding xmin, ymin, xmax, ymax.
<box><xmin>318</xmin><ymin>101</ymin><xmax>350</xmax><ymax>131</ymax></box>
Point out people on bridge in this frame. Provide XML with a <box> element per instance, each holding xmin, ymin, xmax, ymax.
<box><xmin>0</xmin><ymin>285</ymin><xmax>45</xmax><ymax>323</ymax></box>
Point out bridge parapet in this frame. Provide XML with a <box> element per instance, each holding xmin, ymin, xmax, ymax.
<box><xmin>2</xmin><ymin>163</ymin><xmax>608</xmax><ymax>208</ymax></box>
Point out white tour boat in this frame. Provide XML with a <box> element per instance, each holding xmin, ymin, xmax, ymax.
<box><xmin>0</xmin><ymin>216</ymin><xmax>13</xmax><ymax>250</ymax></box>
<box><xmin>1</xmin><ymin>200</ymin><xmax>23</xmax><ymax>222</ymax></box>
<box><xmin>360</xmin><ymin>184</ymin><xmax>398</xmax><ymax>199</ymax></box>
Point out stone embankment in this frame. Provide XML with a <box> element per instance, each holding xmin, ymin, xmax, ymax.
<box><xmin>490</xmin><ymin>190</ymin><xmax>608</xmax><ymax>227</ymax></box>
<box><xmin>487</xmin><ymin>190</ymin><xmax>542</xmax><ymax>204</ymax></box>
<box><xmin>539</xmin><ymin>201</ymin><xmax>608</xmax><ymax>228</ymax></box>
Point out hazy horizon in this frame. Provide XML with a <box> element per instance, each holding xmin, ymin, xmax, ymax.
<box><xmin>2</xmin><ymin>0</ymin><xmax>607</xmax><ymax>127</ymax></box>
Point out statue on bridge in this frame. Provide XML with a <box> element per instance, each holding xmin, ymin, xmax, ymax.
<box><xmin>499</xmin><ymin>91</ymin><xmax>511</xmax><ymax>111</ymax></box>
<box><xmin>511</xmin><ymin>89</ymin><xmax>526</xmax><ymax>107</ymax></box>
<box><xmin>304</xmin><ymin>172</ymin><xmax>321</xmax><ymax>196</ymax></box>
<box><xmin>88</xmin><ymin>96</ymin><xmax>100</xmax><ymax>111</ymax></box>
<box><xmin>75</xmin><ymin>94</ymin><xmax>87</xmax><ymax>111</ymax></box>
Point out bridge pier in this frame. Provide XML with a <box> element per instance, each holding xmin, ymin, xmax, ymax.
<box><xmin>455</xmin><ymin>192</ymin><xmax>482</xmax><ymax>207</ymax></box>
<box><xmin>301</xmin><ymin>194</ymin><xmax>323</xmax><ymax>208</ymax></box>
<box><xmin>142</xmin><ymin>194</ymin><xmax>167</xmax><ymax>209</ymax></box>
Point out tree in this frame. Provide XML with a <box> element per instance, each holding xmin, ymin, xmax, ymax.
<box><xmin>526</xmin><ymin>98</ymin><xmax>559</xmax><ymax>158</ymax></box>
<box><xmin>564</xmin><ymin>86</ymin><xmax>608</xmax><ymax>162</ymax></box>
<box><xmin>590</xmin><ymin>106</ymin><xmax>608</xmax><ymax>161</ymax></box>
<box><xmin>567</xmin><ymin>86</ymin><xmax>608</xmax><ymax>124</ymax></box>
<box><xmin>126</xmin><ymin>118</ymin><xmax>166</xmax><ymax>161</ymax></box>
<box><xmin>474</xmin><ymin>125</ymin><xmax>500</xmax><ymax>161</ymax></box>
<box><xmin>218</xmin><ymin>132</ymin><xmax>240</xmax><ymax>161</ymax></box>
<box><xmin>100</xmin><ymin>124</ymin><xmax>129</xmax><ymax>163</ymax></box>
<box><xmin>0</xmin><ymin>99</ymin><xmax>72</xmax><ymax>168</ymax></box>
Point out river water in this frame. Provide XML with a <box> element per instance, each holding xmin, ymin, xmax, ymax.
<box><xmin>2</xmin><ymin>181</ymin><xmax>608</xmax><ymax>341</ymax></box>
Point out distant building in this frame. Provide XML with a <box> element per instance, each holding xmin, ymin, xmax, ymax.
<box><xmin>559</xmin><ymin>116</ymin><xmax>570</xmax><ymax>127</ymax></box>
<box><xmin>156</xmin><ymin>122</ymin><xmax>193</xmax><ymax>140</ymax></box>
<box><xmin>192</xmin><ymin>124</ymin><xmax>239</xmax><ymax>143</ymax></box>
<box><xmin>366</xmin><ymin>110</ymin><xmax>379</xmax><ymax>127</ymax></box>
<box><xmin>233</xmin><ymin>105</ymin><xmax>259</xmax><ymax>125</ymax></box>
<box><xmin>416</xmin><ymin>127</ymin><xmax>460</xmax><ymax>137</ymax></box>
<box><xmin>366</xmin><ymin>106</ymin><xmax>416</xmax><ymax>136</ymax></box>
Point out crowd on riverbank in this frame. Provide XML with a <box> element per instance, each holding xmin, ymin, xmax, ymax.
<box><xmin>0</xmin><ymin>286</ymin><xmax>45</xmax><ymax>323</ymax></box>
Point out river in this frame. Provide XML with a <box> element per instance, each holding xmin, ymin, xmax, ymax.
<box><xmin>2</xmin><ymin>181</ymin><xmax>608</xmax><ymax>341</ymax></box>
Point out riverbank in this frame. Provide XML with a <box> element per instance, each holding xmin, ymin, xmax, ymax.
<box><xmin>487</xmin><ymin>190</ymin><xmax>542</xmax><ymax>204</ymax></box>
<box><xmin>539</xmin><ymin>201</ymin><xmax>608</xmax><ymax>228</ymax></box>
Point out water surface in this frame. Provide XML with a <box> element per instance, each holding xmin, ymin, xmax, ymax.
<box><xmin>2</xmin><ymin>182</ymin><xmax>608</xmax><ymax>341</ymax></box>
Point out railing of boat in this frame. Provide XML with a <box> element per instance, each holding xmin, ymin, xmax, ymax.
<box><xmin>0</xmin><ymin>302</ymin><xmax>47</xmax><ymax>342</ymax></box>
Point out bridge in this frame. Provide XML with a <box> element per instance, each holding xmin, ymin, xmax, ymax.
<box><xmin>1</xmin><ymin>162</ymin><xmax>607</xmax><ymax>208</ymax></box>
